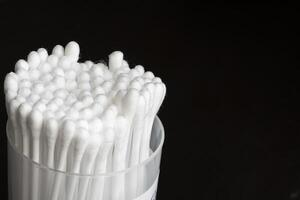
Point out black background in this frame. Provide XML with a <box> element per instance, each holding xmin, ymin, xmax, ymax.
<box><xmin>0</xmin><ymin>2</ymin><xmax>299</xmax><ymax>200</ymax></box>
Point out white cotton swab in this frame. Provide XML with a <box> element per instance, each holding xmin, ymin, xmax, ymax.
<box><xmin>56</xmin><ymin>120</ymin><xmax>76</xmax><ymax>171</ymax></box>
<box><xmin>41</xmin><ymin>118</ymin><xmax>59</xmax><ymax>200</ymax></box>
<box><xmin>66</xmin><ymin>128</ymin><xmax>89</xmax><ymax>200</ymax></box>
<box><xmin>146</xmin><ymin>82</ymin><xmax>166</xmax><ymax>149</ymax></box>
<box><xmin>128</xmin><ymin>94</ymin><xmax>147</xmax><ymax>198</ymax></box>
<box><xmin>75</xmin><ymin>118</ymin><xmax>103</xmax><ymax>200</ymax></box>
<box><xmin>17</xmin><ymin>103</ymin><xmax>32</xmax><ymax>157</ymax></box>
<box><xmin>89</xmin><ymin>128</ymin><xmax>115</xmax><ymax>200</ymax></box>
<box><xmin>27</xmin><ymin>109</ymin><xmax>43</xmax><ymax>200</ymax></box>
<box><xmin>8</xmin><ymin>100</ymin><xmax>21</xmax><ymax>150</ymax></box>
<box><xmin>119</xmin><ymin>88</ymin><xmax>140</xmax><ymax>159</ymax></box>
<box><xmin>140</xmin><ymin>84</ymin><xmax>155</xmax><ymax>162</ymax></box>
<box><xmin>44</xmin><ymin>118</ymin><xmax>59</xmax><ymax>169</ymax></box>
<box><xmin>77</xmin><ymin>134</ymin><xmax>102</xmax><ymax>200</ymax></box>
<box><xmin>136</xmin><ymin>86</ymin><xmax>153</xmax><ymax>194</ymax></box>
<box><xmin>139</xmin><ymin>82</ymin><xmax>166</xmax><ymax>194</ymax></box>
<box><xmin>50</xmin><ymin>120</ymin><xmax>76</xmax><ymax>200</ymax></box>
<box><xmin>112</xmin><ymin>116</ymin><xmax>130</xmax><ymax>200</ymax></box>
<box><xmin>16</xmin><ymin>102</ymin><xmax>32</xmax><ymax>200</ymax></box>
<box><xmin>138</xmin><ymin>88</ymin><xmax>151</xmax><ymax>162</ymax></box>
<box><xmin>28</xmin><ymin>110</ymin><xmax>43</xmax><ymax>162</ymax></box>
<box><xmin>140</xmin><ymin>81</ymin><xmax>166</xmax><ymax>162</ymax></box>
<box><xmin>4</xmin><ymin>72</ymin><xmax>19</xmax><ymax>143</ymax></box>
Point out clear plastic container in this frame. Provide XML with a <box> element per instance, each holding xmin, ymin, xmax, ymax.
<box><xmin>7</xmin><ymin>116</ymin><xmax>165</xmax><ymax>200</ymax></box>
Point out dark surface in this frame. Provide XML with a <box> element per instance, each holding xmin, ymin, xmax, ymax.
<box><xmin>0</xmin><ymin>2</ymin><xmax>299</xmax><ymax>200</ymax></box>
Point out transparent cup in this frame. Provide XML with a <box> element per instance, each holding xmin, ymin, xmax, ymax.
<box><xmin>7</xmin><ymin>116</ymin><xmax>165</xmax><ymax>200</ymax></box>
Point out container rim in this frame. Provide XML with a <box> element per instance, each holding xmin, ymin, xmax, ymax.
<box><xmin>7</xmin><ymin>116</ymin><xmax>165</xmax><ymax>177</ymax></box>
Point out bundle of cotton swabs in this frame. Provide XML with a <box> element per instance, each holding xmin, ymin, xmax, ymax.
<box><xmin>4</xmin><ymin>41</ymin><xmax>165</xmax><ymax>200</ymax></box>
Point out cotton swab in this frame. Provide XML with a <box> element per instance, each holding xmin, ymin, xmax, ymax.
<box><xmin>77</xmin><ymin>119</ymin><xmax>103</xmax><ymax>200</ymax></box>
<box><xmin>17</xmin><ymin>103</ymin><xmax>32</xmax><ymax>157</ymax></box>
<box><xmin>138</xmin><ymin>82</ymin><xmax>166</xmax><ymax>193</ymax></box>
<box><xmin>44</xmin><ymin>118</ymin><xmax>59</xmax><ymax>169</ymax></box>
<box><xmin>28</xmin><ymin>110</ymin><xmax>43</xmax><ymax>162</ymax></box>
<box><xmin>112</xmin><ymin>116</ymin><xmax>128</xmax><ymax>200</ymax></box>
<box><xmin>27</xmin><ymin>109</ymin><xmax>43</xmax><ymax>200</ymax></box>
<box><xmin>8</xmin><ymin>100</ymin><xmax>21</xmax><ymax>150</ymax></box>
<box><xmin>50</xmin><ymin>120</ymin><xmax>76</xmax><ymax>200</ymax></box>
<box><xmin>128</xmin><ymin>94</ymin><xmax>147</xmax><ymax>198</ymax></box>
<box><xmin>77</xmin><ymin>134</ymin><xmax>102</xmax><ymax>200</ymax></box>
<box><xmin>66</xmin><ymin>128</ymin><xmax>89</xmax><ymax>200</ymax></box>
<box><xmin>89</xmin><ymin>128</ymin><xmax>115</xmax><ymax>200</ymax></box>
<box><xmin>40</xmin><ymin>118</ymin><xmax>59</xmax><ymax>200</ymax></box>
<box><xmin>57</xmin><ymin>120</ymin><xmax>76</xmax><ymax>171</ymax></box>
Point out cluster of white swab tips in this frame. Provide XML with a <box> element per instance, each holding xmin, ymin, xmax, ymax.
<box><xmin>4</xmin><ymin>41</ymin><xmax>166</xmax><ymax>172</ymax></box>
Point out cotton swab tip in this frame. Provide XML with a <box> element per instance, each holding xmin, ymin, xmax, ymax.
<box><xmin>52</xmin><ymin>45</ymin><xmax>64</xmax><ymax>57</ymax></box>
<box><xmin>45</xmin><ymin>118</ymin><xmax>58</xmax><ymax>140</ymax></box>
<box><xmin>109</xmin><ymin>51</ymin><xmax>123</xmax><ymax>72</ymax></box>
<box><xmin>61</xmin><ymin>120</ymin><xmax>76</xmax><ymax>143</ymax></box>
<box><xmin>28</xmin><ymin>110</ymin><xmax>43</xmax><ymax>137</ymax></box>
<box><xmin>64</xmin><ymin>41</ymin><xmax>80</xmax><ymax>61</ymax></box>
<box><xmin>4</xmin><ymin>73</ymin><xmax>18</xmax><ymax>92</ymax></box>
<box><xmin>27</xmin><ymin>51</ymin><xmax>40</xmax><ymax>68</ymax></box>
<box><xmin>37</xmin><ymin>48</ymin><xmax>48</xmax><ymax>62</ymax></box>
<box><xmin>15</xmin><ymin>59</ymin><xmax>29</xmax><ymax>72</ymax></box>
